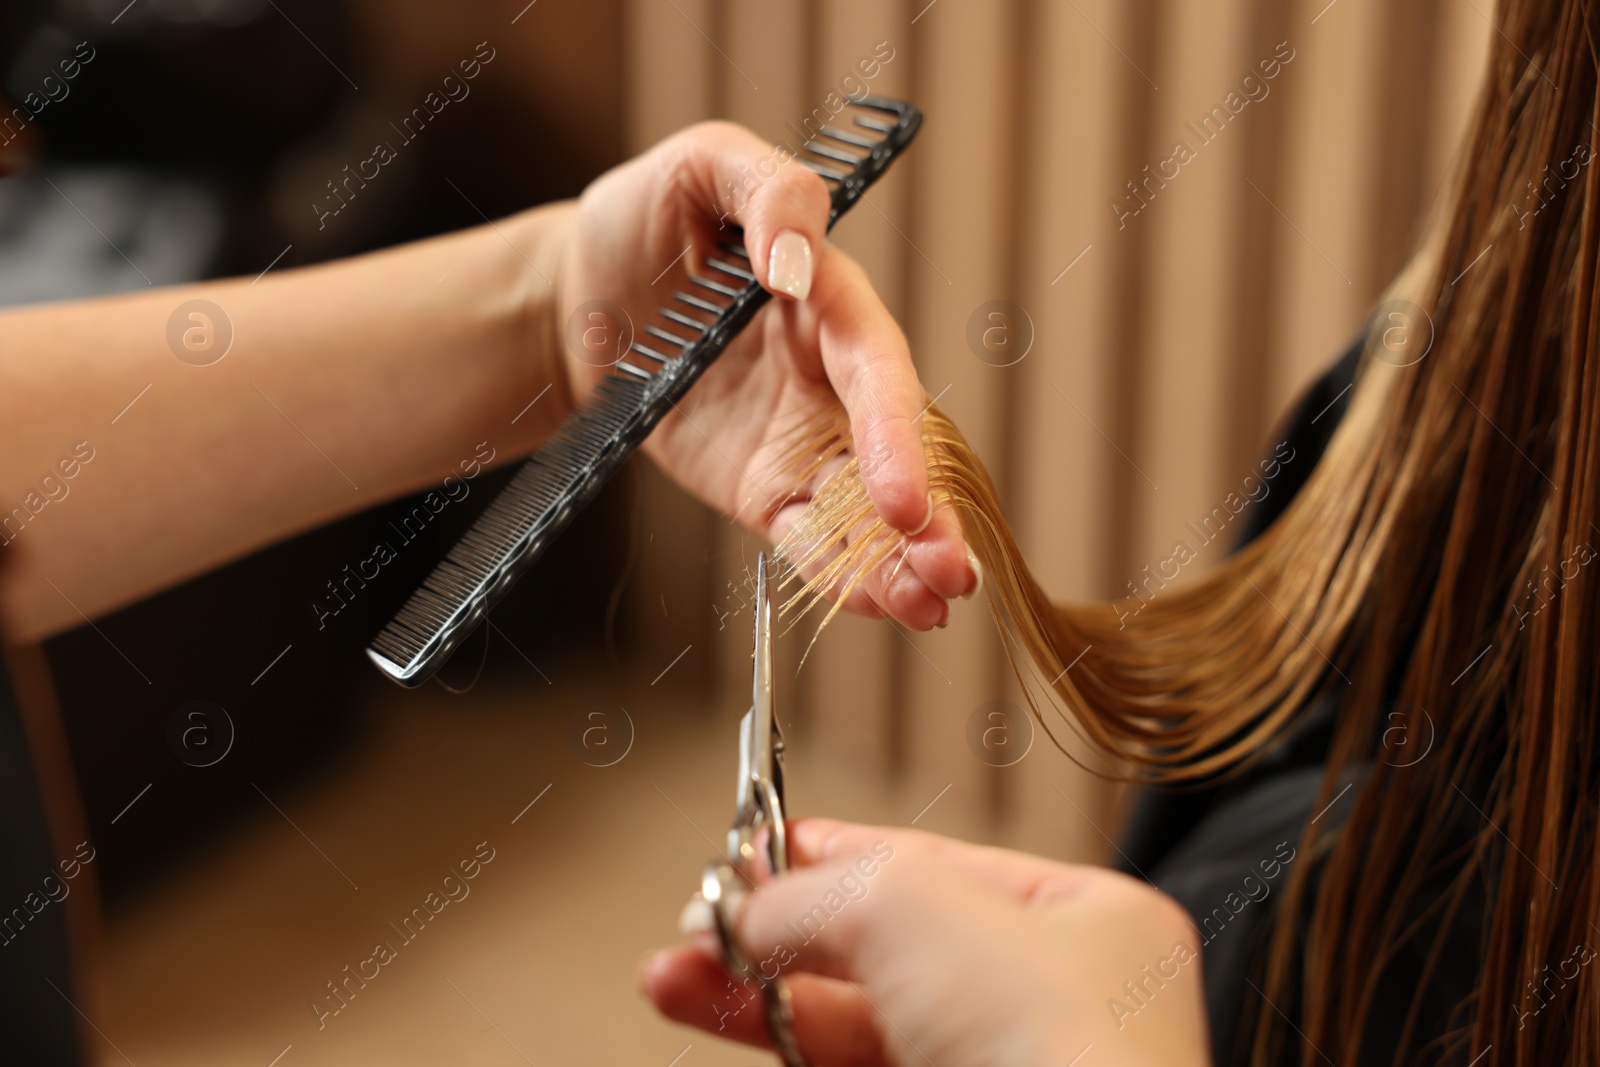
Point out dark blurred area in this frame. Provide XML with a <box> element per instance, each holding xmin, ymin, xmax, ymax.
<box><xmin>1</xmin><ymin>0</ymin><xmax>631</xmax><ymax>905</ymax></box>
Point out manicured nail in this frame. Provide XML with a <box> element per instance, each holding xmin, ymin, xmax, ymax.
<box><xmin>768</xmin><ymin>230</ymin><xmax>813</xmax><ymax>301</ymax></box>
<box><xmin>908</xmin><ymin>493</ymin><xmax>935</xmax><ymax>537</ymax></box>
<box><xmin>678</xmin><ymin>893</ymin><xmax>714</xmax><ymax>936</ymax></box>
<box><xmin>962</xmin><ymin>543</ymin><xmax>984</xmax><ymax>600</ymax></box>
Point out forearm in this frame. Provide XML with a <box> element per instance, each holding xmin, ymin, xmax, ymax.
<box><xmin>0</xmin><ymin>200</ymin><xmax>577</xmax><ymax>642</ymax></box>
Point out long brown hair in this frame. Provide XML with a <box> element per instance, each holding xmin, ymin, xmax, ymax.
<box><xmin>777</xmin><ymin>2</ymin><xmax>1600</xmax><ymax>1062</ymax></box>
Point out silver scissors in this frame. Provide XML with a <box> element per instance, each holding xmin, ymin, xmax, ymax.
<box><xmin>700</xmin><ymin>553</ymin><xmax>807</xmax><ymax>1067</ymax></box>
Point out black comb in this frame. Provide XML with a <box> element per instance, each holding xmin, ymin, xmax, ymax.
<box><xmin>369</xmin><ymin>96</ymin><xmax>924</xmax><ymax>685</ymax></box>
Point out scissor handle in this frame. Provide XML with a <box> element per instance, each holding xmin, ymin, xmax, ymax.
<box><xmin>702</xmin><ymin>860</ymin><xmax>806</xmax><ymax>1067</ymax></box>
<box><xmin>708</xmin><ymin>552</ymin><xmax>805</xmax><ymax>1065</ymax></box>
<box><xmin>755</xmin><ymin>774</ymin><xmax>789</xmax><ymax>874</ymax></box>
<box><xmin>728</xmin><ymin>765</ymin><xmax>789</xmax><ymax>872</ymax></box>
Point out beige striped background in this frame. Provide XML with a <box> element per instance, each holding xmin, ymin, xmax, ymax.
<box><xmin>92</xmin><ymin>3</ymin><xmax>1498</xmax><ymax>1063</ymax></box>
<box><xmin>624</xmin><ymin>0</ymin><xmax>1491</xmax><ymax>861</ymax></box>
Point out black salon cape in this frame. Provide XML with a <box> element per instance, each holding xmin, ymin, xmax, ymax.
<box><xmin>0</xmin><ymin>341</ymin><xmax>1482</xmax><ymax>1064</ymax></box>
<box><xmin>1121</xmin><ymin>340</ymin><xmax>1486</xmax><ymax>1065</ymax></box>
<box><xmin>0</xmin><ymin>654</ymin><xmax>78</xmax><ymax>1063</ymax></box>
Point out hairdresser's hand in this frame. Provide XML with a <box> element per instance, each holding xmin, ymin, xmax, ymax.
<box><xmin>642</xmin><ymin>819</ymin><xmax>1212</xmax><ymax>1067</ymax></box>
<box><xmin>554</xmin><ymin>122</ymin><xmax>976</xmax><ymax>629</ymax></box>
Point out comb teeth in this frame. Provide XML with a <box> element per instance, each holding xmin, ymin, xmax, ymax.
<box><xmin>369</xmin><ymin>97</ymin><xmax>924</xmax><ymax>686</ymax></box>
<box><xmin>645</xmin><ymin>325</ymin><xmax>693</xmax><ymax>347</ymax></box>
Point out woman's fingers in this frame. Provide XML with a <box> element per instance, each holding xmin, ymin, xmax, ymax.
<box><xmin>641</xmin><ymin>946</ymin><xmax>889</xmax><ymax>1067</ymax></box>
<box><xmin>659</xmin><ymin>120</ymin><xmax>831</xmax><ymax>301</ymax></box>
<box><xmin>651</xmin><ymin>121</ymin><xmax>977</xmax><ymax>605</ymax></box>
<box><xmin>907</xmin><ymin>503</ymin><xmax>978</xmax><ymax>601</ymax></box>
<box><xmin>782</xmin><ymin>818</ymin><xmax>1103</xmax><ymax>908</ymax></box>
<box><xmin>726</xmin><ymin>831</ymin><xmax>911</xmax><ymax>980</ymax></box>
<box><xmin>766</xmin><ymin>458</ymin><xmax>975</xmax><ymax>630</ymax></box>
<box><xmin>766</xmin><ymin>499</ymin><xmax>885</xmax><ymax>620</ymax></box>
<box><xmin>805</xmin><ymin>252</ymin><xmax>975</xmax><ymax>600</ymax></box>
<box><xmin>645</xmin><ymin>819</ymin><xmax>1210</xmax><ymax>1067</ymax></box>
<box><xmin>807</xmin><ymin>252</ymin><xmax>932</xmax><ymax>536</ymax></box>
<box><xmin>767</xmin><ymin>496</ymin><xmax>950</xmax><ymax>629</ymax></box>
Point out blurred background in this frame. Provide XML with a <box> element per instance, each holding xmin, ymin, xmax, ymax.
<box><xmin>0</xmin><ymin>0</ymin><xmax>1489</xmax><ymax>1063</ymax></box>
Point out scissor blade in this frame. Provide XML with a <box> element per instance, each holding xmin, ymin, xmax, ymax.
<box><xmin>750</xmin><ymin>553</ymin><xmax>775</xmax><ymax>783</ymax></box>
<box><xmin>733</xmin><ymin>708</ymin><xmax>754</xmax><ymax>809</ymax></box>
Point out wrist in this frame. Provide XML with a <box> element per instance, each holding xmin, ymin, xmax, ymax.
<box><xmin>499</xmin><ymin>200</ymin><xmax>578</xmax><ymax>451</ymax></box>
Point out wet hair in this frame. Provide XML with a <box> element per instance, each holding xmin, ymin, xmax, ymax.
<box><xmin>777</xmin><ymin>2</ymin><xmax>1600</xmax><ymax>1061</ymax></box>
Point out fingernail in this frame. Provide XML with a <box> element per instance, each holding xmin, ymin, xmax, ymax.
<box><xmin>935</xmin><ymin>602</ymin><xmax>951</xmax><ymax>629</ymax></box>
<box><xmin>679</xmin><ymin>893</ymin><xmax>714</xmax><ymax>936</ymax></box>
<box><xmin>768</xmin><ymin>230</ymin><xmax>813</xmax><ymax>301</ymax></box>
<box><xmin>681</xmin><ymin>891</ymin><xmax>727</xmax><ymax>957</ymax></box>
<box><xmin>908</xmin><ymin>492</ymin><xmax>935</xmax><ymax>537</ymax></box>
<box><xmin>962</xmin><ymin>543</ymin><xmax>984</xmax><ymax>600</ymax></box>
